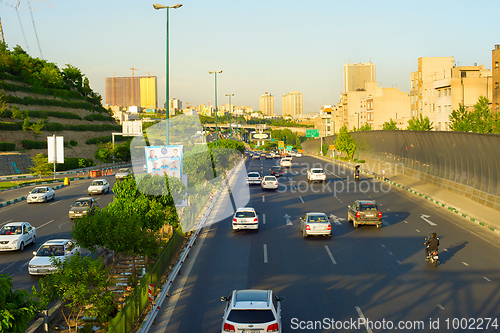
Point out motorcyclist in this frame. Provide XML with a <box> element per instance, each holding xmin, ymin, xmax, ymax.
<box><xmin>424</xmin><ymin>232</ymin><xmax>439</xmax><ymax>258</ymax></box>
<box><xmin>354</xmin><ymin>165</ymin><xmax>360</xmax><ymax>178</ymax></box>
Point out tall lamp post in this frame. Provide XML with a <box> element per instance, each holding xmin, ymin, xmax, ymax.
<box><xmin>209</xmin><ymin>70</ymin><xmax>222</xmax><ymax>146</ymax></box>
<box><xmin>153</xmin><ymin>3</ymin><xmax>182</xmax><ymax>145</ymax></box>
<box><xmin>226</xmin><ymin>93</ymin><xmax>234</xmax><ymax>140</ymax></box>
<box><xmin>356</xmin><ymin>112</ymin><xmax>360</xmax><ymax>162</ymax></box>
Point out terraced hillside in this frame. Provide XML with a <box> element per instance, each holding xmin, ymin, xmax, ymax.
<box><xmin>0</xmin><ymin>45</ymin><xmax>125</xmax><ymax>174</ymax></box>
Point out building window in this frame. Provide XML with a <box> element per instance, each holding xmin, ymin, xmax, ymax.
<box><xmin>438</xmin><ymin>90</ymin><xmax>441</xmax><ymax>97</ymax></box>
<box><xmin>327</xmin><ymin>118</ymin><xmax>330</xmax><ymax>123</ymax></box>
<box><xmin>433</xmin><ymin>104</ymin><xmax>435</xmax><ymax>112</ymax></box>
<box><xmin>327</xmin><ymin>126</ymin><xmax>331</xmax><ymax>132</ymax></box>
<box><xmin>438</xmin><ymin>106</ymin><xmax>441</xmax><ymax>113</ymax></box>
<box><xmin>461</xmin><ymin>71</ymin><xmax>466</xmax><ymax>78</ymax></box>
<box><xmin>438</xmin><ymin>122</ymin><xmax>441</xmax><ymax>130</ymax></box>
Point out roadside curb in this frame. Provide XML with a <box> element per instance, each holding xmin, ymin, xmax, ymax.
<box><xmin>309</xmin><ymin>154</ymin><xmax>500</xmax><ymax>236</ymax></box>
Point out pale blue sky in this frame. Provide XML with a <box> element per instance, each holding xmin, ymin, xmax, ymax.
<box><xmin>2</xmin><ymin>0</ymin><xmax>498</xmax><ymax>113</ymax></box>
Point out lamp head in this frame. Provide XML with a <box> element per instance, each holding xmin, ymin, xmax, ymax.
<box><xmin>170</xmin><ymin>4</ymin><xmax>182</xmax><ymax>8</ymax></box>
<box><xmin>153</xmin><ymin>3</ymin><xmax>167</xmax><ymax>10</ymax></box>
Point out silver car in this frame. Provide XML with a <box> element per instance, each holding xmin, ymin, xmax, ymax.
<box><xmin>232</xmin><ymin>207</ymin><xmax>259</xmax><ymax>232</ymax></box>
<box><xmin>27</xmin><ymin>186</ymin><xmax>55</xmax><ymax>203</ymax></box>
<box><xmin>0</xmin><ymin>222</ymin><xmax>37</xmax><ymax>251</ymax></box>
<box><xmin>28</xmin><ymin>239</ymin><xmax>80</xmax><ymax>275</ymax></box>
<box><xmin>300</xmin><ymin>212</ymin><xmax>332</xmax><ymax>238</ymax></box>
<box><xmin>115</xmin><ymin>168</ymin><xmax>132</xmax><ymax>180</ymax></box>
<box><xmin>261</xmin><ymin>175</ymin><xmax>278</xmax><ymax>190</ymax></box>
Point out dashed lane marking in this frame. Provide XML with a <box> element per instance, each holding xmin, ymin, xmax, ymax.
<box><xmin>263</xmin><ymin>244</ymin><xmax>268</xmax><ymax>263</ymax></box>
<box><xmin>325</xmin><ymin>246</ymin><xmax>337</xmax><ymax>265</ymax></box>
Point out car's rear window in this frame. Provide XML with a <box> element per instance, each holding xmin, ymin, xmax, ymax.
<box><xmin>360</xmin><ymin>203</ymin><xmax>378</xmax><ymax>211</ymax></box>
<box><xmin>312</xmin><ymin>169</ymin><xmax>325</xmax><ymax>173</ymax></box>
<box><xmin>263</xmin><ymin>177</ymin><xmax>276</xmax><ymax>181</ymax></box>
<box><xmin>308</xmin><ymin>215</ymin><xmax>328</xmax><ymax>223</ymax></box>
<box><xmin>248</xmin><ymin>173</ymin><xmax>260</xmax><ymax>177</ymax></box>
<box><xmin>235</xmin><ymin>211</ymin><xmax>256</xmax><ymax>218</ymax></box>
<box><xmin>227</xmin><ymin>309</ymin><xmax>275</xmax><ymax>324</ymax></box>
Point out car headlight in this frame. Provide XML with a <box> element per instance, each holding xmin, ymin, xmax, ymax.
<box><xmin>12</xmin><ymin>239</ymin><xmax>18</xmax><ymax>244</ymax></box>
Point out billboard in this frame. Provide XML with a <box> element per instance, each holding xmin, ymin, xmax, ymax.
<box><xmin>250</xmin><ymin>132</ymin><xmax>271</xmax><ymax>140</ymax></box>
<box><xmin>47</xmin><ymin>136</ymin><xmax>64</xmax><ymax>163</ymax></box>
<box><xmin>144</xmin><ymin>145</ymin><xmax>183</xmax><ymax>179</ymax></box>
<box><xmin>306</xmin><ymin>129</ymin><xmax>319</xmax><ymax>138</ymax></box>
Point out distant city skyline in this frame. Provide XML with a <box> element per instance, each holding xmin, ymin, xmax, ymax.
<box><xmin>2</xmin><ymin>0</ymin><xmax>499</xmax><ymax>113</ymax></box>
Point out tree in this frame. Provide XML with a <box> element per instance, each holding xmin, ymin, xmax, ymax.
<box><xmin>406</xmin><ymin>114</ymin><xmax>434</xmax><ymax>131</ymax></box>
<box><xmin>29</xmin><ymin>153</ymin><xmax>52</xmax><ymax>179</ymax></box>
<box><xmin>32</xmin><ymin>256</ymin><xmax>115</xmax><ymax>333</ymax></box>
<box><xmin>448</xmin><ymin>104</ymin><xmax>471</xmax><ymax>132</ymax></box>
<box><xmin>38</xmin><ymin>63</ymin><xmax>63</xmax><ymax>88</ymax></box>
<box><xmin>94</xmin><ymin>142</ymin><xmax>113</xmax><ymax>166</ymax></box>
<box><xmin>0</xmin><ymin>274</ymin><xmax>39</xmax><ymax>333</ymax></box>
<box><xmin>448</xmin><ymin>97</ymin><xmax>499</xmax><ymax>133</ymax></box>
<box><xmin>360</xmin><ymin>123</ymin><xmax>372</xmax><ymax>131</ymax></box>
<box><xmin>29</xmin><ymin>119</ymin><xmax>45</xmax><ymax>138</ymax></box>
<box><xmin>10</xmin><ymin>106</ymin><xmax>28</xmax><ymax>119</ymax></box>
<box><xmin>382</xmin><ymin>118</ymin><xmax>398</xmax><ymax>130</ymax></box>
<box><xmin>334</xmin><ymin>125</ymin><xmax>356</xmax><ymax>159</ymax></box>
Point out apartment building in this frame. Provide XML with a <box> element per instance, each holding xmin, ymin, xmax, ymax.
<box><xmin>282</xmin><ymin>90</ymin><xmax>303</xmax><ymax>117</ymax></box>
<box><xmin>259</xmin><ymin>92</ymin><xmax>274</xmax><ymax>116</ymax></box>
<box><xmin>105</xmin><ymin>76</ymin><xmax>157</xmax><ymax>109</ymax></box>
<box><xmin>492</xmin><ymin>45</ymin><xmax>500</xmax><ymax>113</ymax></box>
<box><xmin>344</xmin><ymin>62</ymin><xmax>376</xmax><ymax>92</ymax></box>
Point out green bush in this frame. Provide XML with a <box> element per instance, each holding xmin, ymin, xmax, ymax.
<box><xmin>21</xmin><ymin>140</ymin><xmax>47</xmax><ymax>149</ymax></box>
<box><xmin>0</xmin><ymin>121</ymin><xmax>22</xmax><ymax>130</ymax></box>
<box><xmin>3</xmin><ymin>95</ymin><xmax>95</xmax><ymax>111</ymax></box>
<box><xmin>70</xmin><ymin>140</ymin><xmax>77</xmax><ymax>146</ymax></box>
<box><xmin>0</xmin><ymin>142</ymin><xmax>15</xmax><ymax>151</ymax></box>
<box><xmin>83</xmin><ymin>114</ymin><xmax>115</xmax><ymax>122</ymax></box>
<box><xmin>56</xmin><ymin>157</ymin><xmax>94</xmax><ymax>171</ymax></box>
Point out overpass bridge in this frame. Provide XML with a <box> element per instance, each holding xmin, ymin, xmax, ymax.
<box><xmin>202</xmin><ymin>123</ymin><xmax>307</xmax><ymax>135</ymax></box>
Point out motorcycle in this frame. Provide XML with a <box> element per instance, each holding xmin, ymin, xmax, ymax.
<box><xmin>354</xmin><ymin>165</ymin><xmax>360</xmax><ymax>181</ymax></box>
<box><xmin>424</xmin><ymin>232</ymin><xmax>440</xmax><ymax>267</ymax></box>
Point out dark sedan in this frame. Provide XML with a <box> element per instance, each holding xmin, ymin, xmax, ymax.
<box><xmin>270</xmin><ymin>166</ymin><xmax>283</xmax><ymax>177</ymax></box>
<box><xmin>347</xmin><ymin>200</ymin><xmax>382</xmax><ymax>228</ymax></box>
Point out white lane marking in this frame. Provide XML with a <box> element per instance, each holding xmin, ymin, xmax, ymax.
<box><xmin>388</xmin><ymin>252</ymin><xmax>393</xmax><ymax>256</ymax></box>
<box><xmin>462</xmin><ymin>262</ymin><xmax>469</xmax><ymax>266</ymax></box>
<box><xmin>284</xmin><ymin>214</ymin><xmax>292</xmax><ymax>225</ymax></box>
<box><xmin>483</xmin><ymin>277</ymin><xmax>491</xmax><ymax>282</ymax></box>
<box><xmin>437</xmin><ymin>304</ymin><xmax>445</xmax><ymax>310</ymax></box>
<box><xmin>421</xmin><ymin>214</ymin><xmax>437</xmax><ymax>226</ymax></box>
<box><xmin>324</xmin><ymin>246</ymin><xmax>337</xmax><ymax>265</ymax></box>
<box><xmin>382</xmin><ymin>220</ymin><xmax>390</xmax><ymax>226</ymax></box>
<box><xmin>59</xmin><ymin>221</ymin><xmax>70</xmax><ymax>229</ymax></box>
<box><xmin>381</xmin><ymin>244</ymin><xmax>386</xmax><ymax>248</ymax></box>
<box><xmin>263</xmin><ymin>214</ymin><xmax>266</xmax><ymax>225</ymax></box>
<box><xmin>355</xmin><ymin>306</ymin><xmax>373</xmax><ymax>333</ymax></box>
<box><xmin>263</xmin><ymin>244</ymin><xmax>268</xmax><ymax>263</ymax></box>
<box><xmin>416</xmin><ymin>229</ymin><xmax>421</xmax><ymax>233</ymax></box>
<box><xmin>49</xmin><ymin>201</ymin><xmax>60</xmax><ymax>206</ymax></box>
<box><xmin>0</xmin><ymin>260</ymin><xmax>21</xmax><ymax>273</ymax></box>
<box><xmin>404</xmin><ymin>220</ymin><xmax>408</xmax><ymax>223</ymax></box>
<box><xmin>262</xmin><ymin>196</ymin><xmax>265</xmax><ymax>202</ymax></box>
<box><xmin>386</xmin><ymin>208</ymin><xmax>390</xmax><ymax>211</ymax></box>
<box><xmin>38</xmin><ymin>220</ymin><xmax>55</xmax><ymax>229</ymax></box>
<box><xmin>396</xmin><ymin>260</ymin><xmax>401</xmax><ymax>264</ymax></box>
<box><xmin>299</xmin><ymin>196</ymin><xmax>304</xmax><ymax>203</ymax></box>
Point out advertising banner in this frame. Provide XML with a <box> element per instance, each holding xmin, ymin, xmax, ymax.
<box><xmin>144</xmin><ymin>145</ymin><xmax>183</xmax><ymax>179</ymax></box>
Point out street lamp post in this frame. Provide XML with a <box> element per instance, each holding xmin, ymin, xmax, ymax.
<box><xmin>357</xmin><ymin>112</ymin><xmax>360</xmax><ymax>162</ymax></box>
<box><xmin>209</xmin><ymin>70</ymin><xmax>222</xmax><ymax>146</ymax></box>
<box><xmin>226</xmin><ymin>93</ymin><xmax>234</xmax><ymax>140</ymax></box>
<box><xmin>153</xmin><ymin>3</ymin><xmax>182</xmax><ymax>145</ymax></box>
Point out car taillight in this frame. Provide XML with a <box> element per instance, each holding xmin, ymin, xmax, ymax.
<box><xmin>258</xmin><ymin>177</ymin><xmax>261</xmax><ymax>180</ymax></box>
<box><xmin>267</xmin><ymin>323</ymin><xmax>279</xmax><ymax>332</ymax></box>
<box><xmin>263</xmin><ymin>182</ymin><xmax>266</xmax><ymax>185</ymax></box>
<box><xmin>232</xmin><ymin>218</ymin><xmax>237</xmax><ymax>222</ymax></box>
<box><xmin>254</xmin><ymin>217</ymin><xmax>258</xmax><ymax>222</ymax></box>
<box><xmin>327</xmin><ymin>224</ymin><xmax>331</xmax><ymax>230</ymax></box>
<box><xmin>378</xmin><ymin>211</ymin><xmax>382</xmax><ymax>218</ymax></box>
<box><xmin>275</xmin><ymin>182</ymin><xmax>278</xmax><ymax>185</ymax></box>
<box><xmin>223</xmin><ymin>323</ymin><xmax>235</xmax><ymax>332</ymax></box>
<box><xmin>356</xmin><ymin>211</ymin><xmax>360</xmax><ymax>218</ymax></box>
<box><xmin>306</xmin><ymin>225</ymin><xmax>311</xmax><ymax>230</ymax></box>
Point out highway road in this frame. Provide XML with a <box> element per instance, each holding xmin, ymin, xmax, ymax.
<box><xmin>151</xmin><ymin>155</ymin><xmax>500</xmax><ymax>333</ymax></box>
<box><xmin>0</xmin><ymin>175</ymin><xmax>118</xmax><ymax>291</ymax></box>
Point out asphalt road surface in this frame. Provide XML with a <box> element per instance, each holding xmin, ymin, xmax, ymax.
<box><xmin>0</xmin><ymin>175</ymin><xmax>118</xmax><ymax>291</ymax></box>
<box><xmin>150</xmin><ymin>155</ymin><xmax>500</xmax><ymax>333</ymax></box>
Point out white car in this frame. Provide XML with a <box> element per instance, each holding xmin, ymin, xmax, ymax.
<box><xmin>0</xmin><ymin>222</ymin><xmax>36</xmax><ymax>251</ymax></box>
<box><xmin>87</xmin><ymin>179</ymin><xmax>110</xmax><ymax>195</ymax></box>
<box><xmin>295</xmin><ymin>152</ymin><xmax>302</xmax><ymax>157</ymax></box>
<box><xmin>27</xmin><ymin>186</ymin><xmax>55</xmax><ymax>203</ymax></box>
<box><xmin>221</xmin><ymin>289</ymin><xmax>285</xmax><ymax>333</ymax></box>
<box><xmin>115</xmin><ymin>168</ymin><xmax>132</xmax><ymax>180</ymax></box>
<box><xmin>28</xmin><ymin>239</ymin><xmax>80</xmax><ymax>276</ymax></box>
<box><xmin>246</xmin><ymin>172</ymin><xmax>262</xmax><ymax>185</ymax></box>
<box><xmin>307</xmin><ymin>168</ymin><xmax>326</xmax><ymax>183</ymax></box>
<box><xmin>261</xmin><ymin>175</ymin><xmax>278</xmax><ymax>190</ymax></box>
<box><xmin>280</xmin><ymin>158</ymin><xmax>292</xmax><ymax>168</ymax></box>
<box><xmin>300</xmin><ymin>212</ymin><xmax>332</xmax><ymax>238</ymax></box>
<box><xmin>232</xmin><ymin>207</ymin><xmax>258</xmax><ymax>232</ymax></box>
